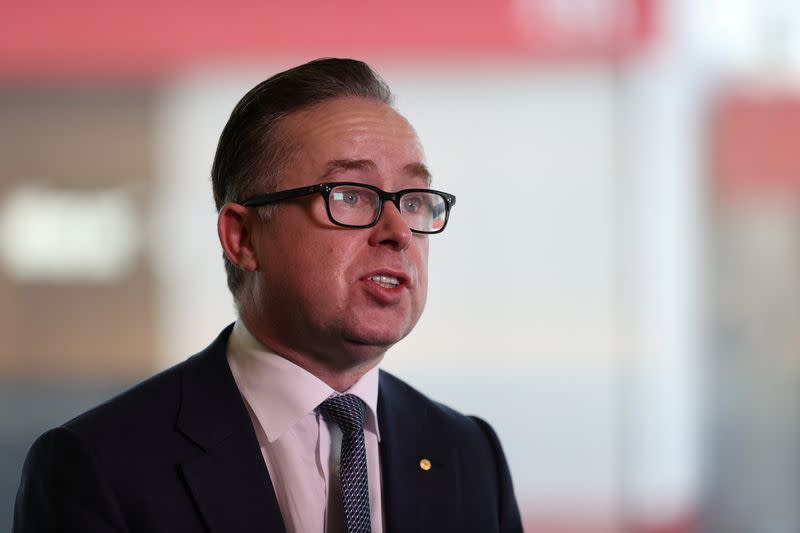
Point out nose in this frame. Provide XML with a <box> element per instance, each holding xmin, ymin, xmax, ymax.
<box><xmin>367</xmin><ymin>201</ymin><xmax>412</xmax><ymax>250</ymax></box>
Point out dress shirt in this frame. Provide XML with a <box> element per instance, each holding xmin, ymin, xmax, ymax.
<box><xmin>226</xmin><ymin>321</ymin><xmax>383</xmax><ymax>533</ymax></box>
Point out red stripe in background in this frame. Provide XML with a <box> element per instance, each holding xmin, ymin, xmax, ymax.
<box><xmin>524</xmin><ymin>509</ymin><xmax>698</xmax><ymax>533</ymax></box>
<box><xmin>0</xmin><ymin>0</ymin><xmax>656</xmax><ymax>82</ymax></box>
<box><xmin>713</xmin><ymin>87</ymin><xmax>800</xmax><ymax>202</ymax></box>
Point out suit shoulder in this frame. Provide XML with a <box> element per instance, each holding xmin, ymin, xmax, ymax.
<box><xmin>60</xmin><ymin>356</ymin><xmax>192</xmax><ymax>443</ymax></box>
<box><xmin>62</xmin><ymin>326</ymin><xmax>233</xmax><ymax>439</ymax></box>
<box><xmin>378</xmin><ymin>369</ymin><xmax>486</xmax><ymax>435</ymax></box>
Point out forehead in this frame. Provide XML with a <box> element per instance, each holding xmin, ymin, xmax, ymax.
<box><xmin>279</xmin><ymin>97</ymin><xmax>425</xmax><ymax>178</ymax></box>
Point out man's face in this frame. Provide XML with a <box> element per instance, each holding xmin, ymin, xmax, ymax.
<box><xmin>246</xmin><ymin>97</ymin><xmax>430</xmax><ymax>369</ymax></box>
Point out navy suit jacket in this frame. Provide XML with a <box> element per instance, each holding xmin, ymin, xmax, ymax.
<box><xmin>14</xmin><ymin>325</ymin><xmax>522</xmax><ymax>532</ymax></box>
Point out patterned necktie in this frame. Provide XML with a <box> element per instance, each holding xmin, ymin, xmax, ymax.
<box><xmin>319</xmin><ymin>393</ymin><xmax>372</xmax><ymax>533</ymax></box>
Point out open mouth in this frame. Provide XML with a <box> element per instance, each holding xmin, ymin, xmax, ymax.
<box><xmin>369</xmin><ymin>274</ymin><xmax>401</xmax><ymax>289</ymax></box>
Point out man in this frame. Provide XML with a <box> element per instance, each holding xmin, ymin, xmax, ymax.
<box><xmin>14</xmin><ymin>58</ymin><xmax>522</xmax><ymax>532</ymax></box>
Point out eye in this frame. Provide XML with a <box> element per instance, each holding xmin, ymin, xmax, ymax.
<box><xmin>402</xmin><ymin>195</ymin><xmax>426</xmax><ymax>213</ymax></box>
<box><xmin>333</xmin><ymin>189</ymin><xmax>362</xmax><ymax>206</ymax></box>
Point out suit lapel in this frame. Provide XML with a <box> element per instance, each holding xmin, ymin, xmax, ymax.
<box><xmin>378</xmin><ymin>372</ymin><xmax>461</xmax><ymax>532</ymax></box>
<box><xmin>176</xmin><ymin>326</ymin><xmax>286</xmax><ymax>533</ymax></box>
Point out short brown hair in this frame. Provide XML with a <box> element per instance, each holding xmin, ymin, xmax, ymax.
<box><xmin>211</xmin><ymin>58</ymin><xmax>394</xmax><ymax>299</ymax></box>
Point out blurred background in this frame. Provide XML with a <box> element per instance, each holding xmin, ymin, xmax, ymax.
<box><xmin>3</xmin><ymin>0</ymin><xmax>800</xmax><ymax>531</ymax></box>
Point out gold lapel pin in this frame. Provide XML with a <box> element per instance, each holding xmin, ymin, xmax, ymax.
<box><xmin>419</xmin><ymin>458</ymin><xmax>432</xmax><ymax>471</ymax></box>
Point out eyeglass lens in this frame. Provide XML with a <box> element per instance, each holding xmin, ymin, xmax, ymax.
<box><xmin>329</xmin><ymin>184</ymin><xmax>447</xmax><ymax>232</ymax></box>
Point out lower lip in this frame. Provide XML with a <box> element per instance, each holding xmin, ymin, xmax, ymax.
<box><xmin>362</xmin><ymin>278</ymin><xmax>407</xmax><ymax>304</ymax></box>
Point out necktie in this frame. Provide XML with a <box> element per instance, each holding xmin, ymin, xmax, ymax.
<box><xmin>319</xmin><ymin>394</ymin><xmax>372</xmax><ymax>533</ymax></box>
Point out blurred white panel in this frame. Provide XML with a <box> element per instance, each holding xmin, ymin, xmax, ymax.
<box><xmin>699</xmin><ymin>0</ymin><xmax>800</xmax><ymax>75</ymax></box>
<box><xmin>618</xmin><ymin>0</ymin><xmax>704</xmax><ymax>524</ymax></box>
<box><xmin>152</xmin><ymin>67</ymin><xmax>278</xmax><ymax>360</ymax></box>
<box><xmin>0</xmin><ymin>186</ymin><xmax>140</xmax><ymax>281</ymax></box>
<box><xmin>514</xmin><ymin>0</ymin><xmax>619</xmax><ymax>43</ymax></box>
<box><xmin>387</xmin><ymin>66</ymin><xmax>619</xmax><ymax>371</ymax></box>
<box><xmin>383</xmin><ymin>65</ymin><xmax>622</xmax><ymax>511</ymax></box>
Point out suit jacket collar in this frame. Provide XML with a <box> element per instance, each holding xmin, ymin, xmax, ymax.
<box><xmin>176</xmin><ymin>325</ymin><xmax>286</xmax><ymax>533</ymax></box>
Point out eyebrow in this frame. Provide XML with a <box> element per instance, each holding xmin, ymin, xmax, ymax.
<box><xmin>404</xmin><ymin>162</ymin><xmax>433</xmax><ymax>186</ymax></box>
<box><xmin>321</xmin><ymin>159</ymin><xmax>432</xmax><ymax>186</ymax></box>
<box><xmin>321</xmin><ymin>159</ymin><xmax>376</xmax><ymax>179</ymax></box>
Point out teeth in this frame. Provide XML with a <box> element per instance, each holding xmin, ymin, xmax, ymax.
<box><xmin>369</xmin><ymin>275</ymin><xmax>400</xmax><ymax>288</ymax></box>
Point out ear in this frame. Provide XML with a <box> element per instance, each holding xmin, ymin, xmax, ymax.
<box><xmin>218</xmin><ymin>203</ymin><xmax>259</xmax><ymax>272</ymax></box>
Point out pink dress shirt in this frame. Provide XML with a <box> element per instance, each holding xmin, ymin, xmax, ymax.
<box><xmin>226</xmin><ymin>321</ymin><xmax>384</xmax><ymax>533</ymax></box>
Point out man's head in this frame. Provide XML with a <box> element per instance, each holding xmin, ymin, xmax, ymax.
<box><xmin>214</xmin><ymin>58</ymin><xmax>451</xmax><ymax>386</ymax></box>
<box><xmin>212</xmin><ymin>58</ymin><xmax>394</xmax><ymax>298</ymax></box>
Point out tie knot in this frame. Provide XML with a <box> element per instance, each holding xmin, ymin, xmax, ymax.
<box><xmin>319</xmin><ymin>393</ymin><xmax>366</xmax><ymax>434</ymax></box>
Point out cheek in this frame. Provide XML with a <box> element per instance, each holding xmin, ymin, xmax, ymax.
<box><xmin>301</xmin><ymin>237</ymin><xmax>357</xmax><ymax>289</ymax></box>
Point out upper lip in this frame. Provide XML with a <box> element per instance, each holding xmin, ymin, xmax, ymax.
<box><xmin>362</xmin><ymin>269</ymin><xmax>411</xmax><ymax>287</ymax></box>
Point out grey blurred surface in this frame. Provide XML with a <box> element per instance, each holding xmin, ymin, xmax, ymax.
<box><xmin>0</xmin><ymin>381</ymin><xmax>131</xmax><ymax>531</ymax></box>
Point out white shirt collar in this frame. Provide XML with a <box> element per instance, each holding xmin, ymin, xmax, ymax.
<box><xmin>226</xmin><ymin>320</ymin><xmax>381</xmax><ymax>443</ymax></box>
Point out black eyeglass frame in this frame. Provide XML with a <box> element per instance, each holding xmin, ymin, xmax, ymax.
<box><xmin>240</xmin><ymin>182</ymin><xmax>457</xmax><ymax>234</ymax></box>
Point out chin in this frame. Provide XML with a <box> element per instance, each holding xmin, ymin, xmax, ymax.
<box><xmin>335</xmin><ymin>309</ymin><xmax>421</xmax><ymax>354</ymax></box>
<box><xmin>345</xmin><ymin>331</ymin><xmax>402</xmax><ymax>349</ymax></box>
<box><xmin>342</xmin><ymin>324</ymin><xmax>411</xmax><ymax>351</ymax></box>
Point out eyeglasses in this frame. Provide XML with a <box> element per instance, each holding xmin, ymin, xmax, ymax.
<box><xmin>240</xmin><ymin>182</ymin><xmax>456</xmax><ymax>234</ymax></box>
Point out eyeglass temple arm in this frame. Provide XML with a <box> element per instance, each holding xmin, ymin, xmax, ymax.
<box><xmin>240</xmin><ymin>185</ymin><xmax>322</xmax><ymax>207</ymax></box>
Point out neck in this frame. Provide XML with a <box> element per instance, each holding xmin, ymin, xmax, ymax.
<box><xmin>295</xmin><ymin>358</ymin><xmax>381</xmax><ymax>392</ymax></box>
<box><xmin>237</xmin><ymin>314</ymin><xmax>385</xmax><ymax>392</ymax></box>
